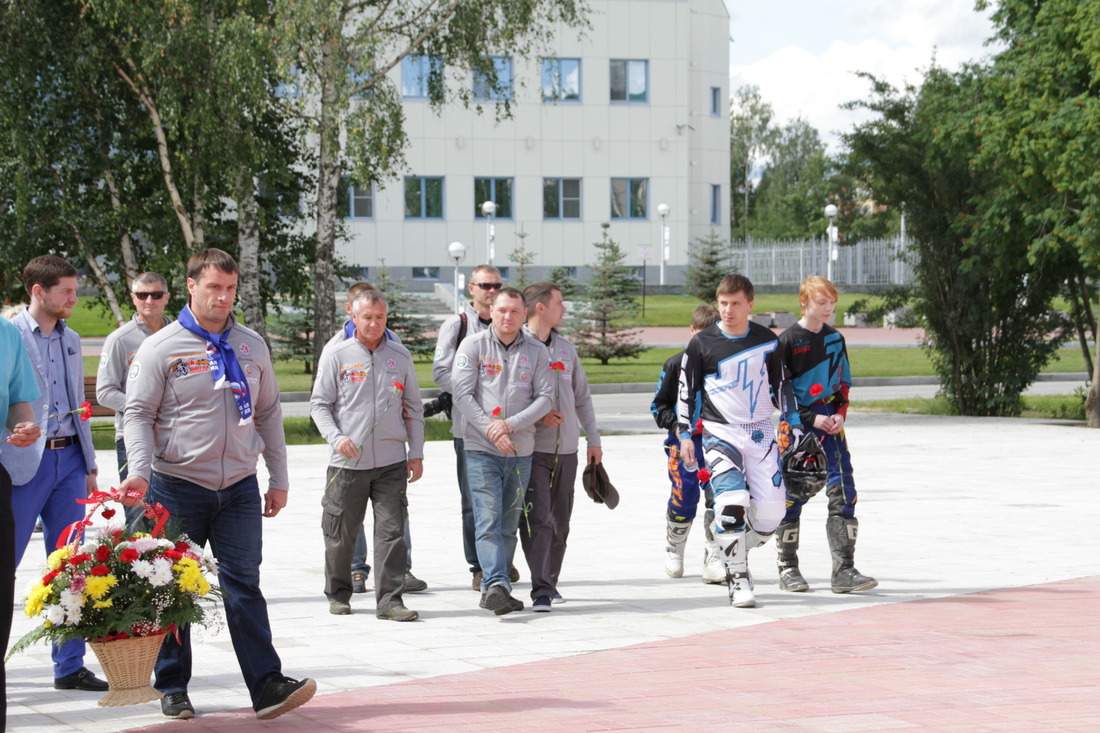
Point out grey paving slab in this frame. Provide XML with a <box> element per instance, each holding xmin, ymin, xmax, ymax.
<box><xmin>5</xmin><ymin>412</ymin><xmax>1098</xmax><ymax>732</ymax></box>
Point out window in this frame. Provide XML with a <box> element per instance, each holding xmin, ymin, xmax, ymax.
<box><xmin>610</xmin><ymin>178</ymin><xmax>648</xmax><ymax>219</ymax></box>
<box><xmin>339</xmin><ymin>178</ymin><xmax>373</xmax><ymax>219</ymax></box>
<box><xmin>474</xmin><ymin>178</ymin><xmax>513</xmax><ymax>219</ymax></box>
<box><xmin>710</xmin><ymin>86</ymin><xmax>722</xmax><ymax>116</ymax></box>
<box><xmin>411</xmin><ymin>267</ymin><xmax>441</xmax><ymax>280</ymax></box>
<box><xmin>402</xmin><ymin>55</ymin><xmax>442</xmax><ymax>99</ymax></box>
<box><xmin>473</xmin><ymin>56</ymin><xmax>513</xmax><ymax>101</ymax></box>
<box><xmin>710</xmin><ymin>184</ymin><xmax>721</xmax><ymax>225</ymax></box>
<box><xmin>543</xmin><ymin>178</ymin><xmax>582</xmax><ymax>219</ymax></box>
<box><xmin>404</xmin><ymin>176</ymin><xmax>444</xmax><ymax>218</ymax></box>
<box><xmin>497</xmin><ymin>266</ymin><xmax>510</xmax><ymax>281</ymax></box>
<box><xmin>609</xmin><ymin>60</ymin><xmax>648</xmax><ymax>103</ymax></box>
<box><xmin>274</xmin><ymin>66</ymin><xmax>301</xmax><ymax>98</ymax></box>
<box><xmin>541</xmin><ymin>58</ymin><xmax>581</xmax><ymax>102</ymax></box>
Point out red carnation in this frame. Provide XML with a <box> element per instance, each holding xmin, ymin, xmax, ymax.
<box><xmin>694</xmin><ymin>419</ymin><xmax>703</xmax><ymax>434</ymax></box>
<box><xmin>42</xmin><ymin>569</ymin><xmax>61</xmax><ymax>585</ymax></box>
<box><xmin>162</xmin><ymin>550</ymin><xmax>183</xmax><ymax>560</ymax></box>
<box><xmin>492</xmin><ymin>407</ymin><xmax>503</xmax><ymax>418</ymax></box>
<box><xmin>119</xmin><ymin>548</ymin><xmax>140</xmax><ymax>564</ymax></box>
<box><xmin>101</xmin><ymin>508</ymin><xmax>116</xmax><ymax>520</ymax></box>
<box><xmin>79</xmin><ymin>401</ymin><xmax>93</xmax><ymax>421</ymax></box>
<box><xmin>809</xmin><ymin>383</ymin><xmax>824</xmax><ymax>398</ymax></box>
<box><xmin>697</xmin><ymin>468</ymin><xmax>712</xmax><ymax>482</ymax></box>
<box><xmin>393</xmin><ymin>380</ymin><xmax>405</xmax><ymax>391</ymax></box>
<box><xmin>90</xmin><ymin>565</ymin><xmax>110</xmax><ymax>576</ymax></box>
<box><xmin>95</xmin><ymin>545</ymin><xmax>111</xmax><ymax>562</ymax></box>
<box><xmin>69</xmin><ymin>553</ymin><xmax>91</xmax><ymax>566</ymax></box>
<box><xmin>550</xmin><ymin>361</ymin><xmax>566</xmax><ymax>371</ymax></box>
<box><xmin>175</xmin><ymin>541</ymin><xmax>191</xmax><ymax>553</ymax></box>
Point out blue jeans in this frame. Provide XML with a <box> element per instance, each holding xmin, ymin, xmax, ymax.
<box><xmin>147</xmin><ymin>472</ymin><xmax>282</xmax><ymax>708</ymax></box>
<box><xmin>465</xmin><ymin>450</ymin><xmax>530</xmax><ymax>592</ymax></box>
<box><xmin>11</xmin><ymin>442</ymin><xmax>88</xmax><ymax>678</ymax></box>
<box><xmin>455</xmin><ymin>439</ymin><xmax>480</xmax><ymax>574</ymax></box>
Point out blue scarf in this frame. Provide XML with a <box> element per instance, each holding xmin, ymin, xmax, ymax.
<box><xmin>178</xmin><ymin>305</ymin><xmax>253</xmax><ymax>425</ymax></box>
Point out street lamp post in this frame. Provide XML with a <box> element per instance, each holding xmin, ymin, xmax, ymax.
<box><xmin>481</xmin><ymin>201</ymin><xmax>497</xmax><ymax>265</ymax></box>
<box><xmin>657</xmin><ymin>202</ymin><xmax>670</xmax><ymax>286</ymax></box>
<box><xmin>824</xmin><ymin>204</ymin><xmax>838</xmax><ymax>282</ymax></box>
<box><xmin>448</xmin><ymin>241</ymin><xmax>467</xmax><ymax>315</ymax></box>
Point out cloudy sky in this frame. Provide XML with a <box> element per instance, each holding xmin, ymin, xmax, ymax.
<box><xmin>725</xmin><ymin>0</ymin><xmax>1006</xmax><ymax>151</ymax></box>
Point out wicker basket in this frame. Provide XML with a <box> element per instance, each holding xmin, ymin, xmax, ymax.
<box><xmin>88</xmin><ymin>633</ymin><xmax>166</xmax><ymax>707</ymax></box>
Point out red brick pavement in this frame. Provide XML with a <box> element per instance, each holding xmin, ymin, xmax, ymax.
<box><xmin>133</xmin><ymin>576</ymin><xmax>1100</xmax><ymax>732</ymax></box>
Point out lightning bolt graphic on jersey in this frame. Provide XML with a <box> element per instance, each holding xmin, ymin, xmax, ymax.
<box><xmin>705</xmin><ymin>341</ymin><xmax>776</xmax><ymax>417</ymax></box>
<box><xmin>823</xmin><ymin>332</ymin><xmax>845</xmax><ymax>384</ymax></box>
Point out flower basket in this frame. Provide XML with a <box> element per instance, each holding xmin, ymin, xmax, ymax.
<box><xmin>88</xmin><ymin>632</ymin><xmax>166</xmax><ymax>707</ymax></box>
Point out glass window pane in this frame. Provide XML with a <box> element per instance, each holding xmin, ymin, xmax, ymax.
<box><xmin>562</xmin><ymin>178</ymin><xmax>581</xmax><ymax>218</ymax></box>
<box><xmin>543</xmin><ymin>178</ymin><xmax>560</xmax><ymax>218</ymax></box>
<box><xmin>609</xmin><ymin>60</ymin><xmax>626</xmax><ymax>101</ymax></box>
<box><xmin>495</xmin><ymin>179</ymin><xmax>512</xmax><ymax>218</ymax></box>
<box><xmin>628</xmin><ymin>60</ymin><xmax>647</xmax><ymax>102</ymax></box>
<box><xmin>474</xmin><ymin>179</ymin><xmax>492</xmax><ymax>217</ymax></box>
<box><xmin>352</xmin><ymin>183</ymin><xmax>372</xmax><ymax>218</ymax></box>
<box><xmin>425</xmin><ymin>177</ymin><xmax>443</xmax><ymax>217</ymax></box>
<box><xmin>561</xmin><ymin>59</ymin><xmax>580</xmax><ymax>100</ymax></box>
<box><xmin>404</xmin><ymin>178</ymin><xmax>421</xmax><ymax>217</ymax></box>
<box><xmin>630</xmin><ymin>179</ymin><xmax>647</xmax><ymax>218</ymax></box>
<box><xmin>541</xmin><ymin>59</ymin><xmax>558</xmax><ymax>101</ymax></box>
<box><xmin>610</xmin><ymin>179</ymin><xmax>627</xmax><ymax>219</ymax></box>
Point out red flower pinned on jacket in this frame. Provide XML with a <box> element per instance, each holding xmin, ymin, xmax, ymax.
<box><xmin>809</xmin><ymin>383</ymin><xmax>824</xmax><ymax>398</ymax></box>
<box><xmin>392</xmin><ymin>380</ymin><xmax>405</xmax><ymax>392</ymax></box>
<box><xmin>78</xmin><ymin>401</ymin><xmax>93</xmax><ymax>421</ymax></box>
<box><xmin>492</xmin><ymin>407</ymin><xmax>503</xmax><ymax>418</ymax></box>
<box><xmin>697</xmin><ymin>468</ymin><xmax>711</xmax><ymax>482</ymax></box>
<box><xmin>693</xmin><ymin>419</ymin><xmax>703</xmax><ymax>435</ymax></box>
<box><xmin>549</xmin><ymin>361</ymin><xmax>566</xmax><ymax>371</ymax></box>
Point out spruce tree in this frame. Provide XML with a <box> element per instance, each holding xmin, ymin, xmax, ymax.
<box><xmin>684</xmin><ymin>231</ymin><xmax>732</xmax><ymax>303</ymax></box>
<box><xmin>372</xmin><ymin>261</ymin><xmax>436</xmax><ymax>357</ymax></box>
<box><xmin>572</xmin><ymin>224</ymin><xmax>648</xmax><ymax>365</ymax></box>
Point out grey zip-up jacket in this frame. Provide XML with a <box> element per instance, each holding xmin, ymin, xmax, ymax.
<box><xmin>524</xmin><ymin>326</ymin><xmax>602</xmax><ymax>455</ymax></box>
<box><xmin>452</xmin><ymin>327</ymin><xmax>553</xmax><ymax>457</ymax></box>
<box><xmin>432</xmin><ymin>302</ymin><xmax>491</xmax><ymax>439</ymax></box>
<box><xmin>97</xmin><ymin>314</ymin><xmax>172</xmax><ymax>440</ymax></box>
<box><xmin>310</xmin><ymin>336</ymin><xmax>425</xmax><ymax>470</ymax></box>
<box><xmin>123</xmin><ymin>317</ymin><xmax>289</xmax><ymax>492</ymax></box>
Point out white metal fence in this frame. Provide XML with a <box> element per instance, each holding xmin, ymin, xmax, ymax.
<box><xmin>728</xmin><ymin>238</ymin><xmax>914</xmax><ymax>287</ymax></box>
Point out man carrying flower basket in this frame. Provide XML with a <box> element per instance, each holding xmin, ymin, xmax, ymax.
<box><xmin>119</xmin><ymin>249</ymin><xmax>315</xmax><ymax>720</ymax></box>
<box><xmin>8</xmin><ymin>255</ymin><xmax>105</xmax><ymax>693</ymax></box>
<box><xmin>311</xmin><ymin>289</ymin><xmax>425</xmax><ymax>621</ymax></box>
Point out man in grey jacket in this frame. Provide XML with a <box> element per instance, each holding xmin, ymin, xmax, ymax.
<box><xmin>95</xmin><ymin>271</ymin><xmax>171</xmax><ymax>529</ymax></box>
<box><xmin>452</xmin><ymin>287</ymin><xmax>553</xmax><ymax>615</ymax></box>
<box><xmin>519</xmin><ymin>282</ymin><xmax>602</xmax><ymax>612</ymax></box>
<box><xmin>8</xmin><ymin>256</ymin><xmax>105</xmax><ymax>693</ymax></box>
<box><xmin>311</xmin><ymin>290</ymin><xmax>425</xmax><ymax>621</ymax></box>
<box><xmin>431</xmin><ymin>264</ymin><xmax>509</xmax><ymax>589</ymax></box>
<box><xmin>119</xmin><ymin>249</ymin><xmax>315</xmax><ymax>721</ymax></box>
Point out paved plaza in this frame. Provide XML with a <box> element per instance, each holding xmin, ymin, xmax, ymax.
<box><xmin>5</xmin><ymin>406</ymin><xmax>1098</xmax><ymax>731</ymax></box>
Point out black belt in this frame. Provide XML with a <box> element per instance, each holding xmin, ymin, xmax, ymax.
<box><xmin>46</xmin><ymin>436</ymin><xmax>75</xmax><ymax>450</ymax></box>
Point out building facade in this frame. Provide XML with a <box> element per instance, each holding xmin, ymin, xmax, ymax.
<box><xmin>340</xmin><ymin>0</ymin><xmax>730</xmax><ymax>289</ymax></box>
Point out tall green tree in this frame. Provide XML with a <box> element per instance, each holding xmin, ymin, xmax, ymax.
<box><xmin>750</xmin><ymin>118</ymin><xmax>832</xmax><ymax>240</ymax></box>
<box><xmin>271</xmin><ymin>0</ymin><xmax>590</xmax><ymax>371</ymax></box>
<box><xmin>729</xmin><ymin>85</ymin><xmax>776</xmax><ymax>241</ymax></box>
<box><xmin>845</xmin><ymin>67</ymin><xmax>1067</xmax><ymax>416</ymax></box>
<box><xmin>572</xmin><ymin>226</ymin><xmax>647</xmax><ymax>365</ymax></box>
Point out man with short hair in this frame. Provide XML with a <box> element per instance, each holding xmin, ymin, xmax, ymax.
<box><xmin>311</xmin><ymin>290</ymin><xmax>425</xmax><ymax>621</ymax></box>
<box><xmin>452</xmin><ymin>287</ymin><xmax>553</xmax><ymax>615</ymax></box>
<box><xmin>1</xmin><ymin>316</ymin><xmax>43</xmax><ymax>729</ymax></box>
<box><xmin>96</xmin><ymin>272</ymin><xmax>172</xmax><ymax>529</ymax></box>
<box><xmin>328</xmin><ymin>281</ymin><xmax>426</xmax><ymax>594</ymax></box>
<box><xmin>120</xmin><ymin>248</ymin><xmax>315</xmax><ymax>720</ymax></box>
<box><xmin>519</xmin><ymin>282</ymin><xmax>601</xmax><ymax>611</ymax></box>
<box><xmin>432</xmin><ymin>264</ymin><xmax>520</xmax><ymax>590</ymax></box>
<box><xmin>9</xmin><ymin>255</ymin><xmax>106</xmax><ymax>692</ymax></box>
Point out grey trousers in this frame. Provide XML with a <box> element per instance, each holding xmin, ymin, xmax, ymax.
<box><xmin>519</xmin><ymin>451</ymin><xmax>579</xmax><ymax>600</ymax></box>
<box><xmin>322</xmin><ymin>461</ymin><xmax>408</xmax><ymax>613</ymax></box>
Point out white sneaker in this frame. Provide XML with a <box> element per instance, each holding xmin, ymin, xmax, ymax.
<box><xmin>701</xmin><ymin>547</ymin><xmax>725</xmax><ymax>584</ymax></box>
<box><xmin>664</xmin><ymin>549</ymin><xmax>685</xmax><ymax>578</ymax></box>
<box><xmin>727</xmin><ymin>571</ymin><xmax>756</xmax><ymax>608</ymax></box>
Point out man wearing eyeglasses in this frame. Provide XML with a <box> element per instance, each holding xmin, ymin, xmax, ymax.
<box><xmin>96</xmin><ymin>272</ymin><xmax>171</xmax><ymax>528</ymax></box>
<box><xmin>432</xmin><ymin>265</ymin><xmax>520</xmax><ymax>590</ymax></box>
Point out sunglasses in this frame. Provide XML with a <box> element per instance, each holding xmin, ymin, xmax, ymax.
<box><xmin>474</xmin><ymin>283</ymin><xmax>504</xmax><ymax>291</ymax></box>
<box><xmin>133</xmin><ymin>291</ymin><xmax>167</xmax><ymax>300</ymax></box>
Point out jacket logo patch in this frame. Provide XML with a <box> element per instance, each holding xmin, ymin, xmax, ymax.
<box><xmin>478</xmin><ymin>356</ymin><xmax>503</xmax><ymax>377</ymax></box>
<box><xmin>456</xmin><ymin>353</ymin><xmax>469</xmax><ymax>368</ymax></box>
<box><xmin>387</xmin><ymin>358</ymin><xmax>397</xmax><ymax>370</ymax></box>
<box><xmin>239</xmin><ymin>342</ymin><xmax>252</xmax><ymax>356</ymax></box>
<box><xmin>98</xmin><ymin>353</ymin><xmax>108</xmax><ymax>368</ymax></box>
<box><xmin>519</xmin><ymin>354</ymin><xmax>529</xmax><ymax>365</ymax></box>
<box><xmin>128</xmin><ymin>362</ymin><xmax>140</xmax><ymax>380</ymax></box>
<box><xmin>339</xmin><ymin>364</ymin><xmax>368</xmax><ymax>383</ymax></box>
<box><xmin>170</xmin><ymin>356</ymin><xmax>211</xmax><ymax>377</ymax></box>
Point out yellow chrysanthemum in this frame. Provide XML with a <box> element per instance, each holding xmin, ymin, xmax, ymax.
<box><xmin>25</xmin><ymin>583</ymin><xmax>53</xmax><ymax>617</ymax></box>
<box><xmin>173</xmin><ymin>558</ymin><xmax>209</xmax><ymax>594</ymax></box>
<box><xmin>84</xmin><ymin>574</ymin><xmax>118</xmax><ymax>601</ymax></box>
<box><xmin>93</xmin><ymin>599</ymin><xmax>114</xmax><ymax>609</ymax></box>
<box><xmin>46</xmin><ymin>546</ymin><xmax>72</xmax><ymax>571</ymax></box>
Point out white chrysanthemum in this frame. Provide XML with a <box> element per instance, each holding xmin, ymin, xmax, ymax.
<box><xmin>147</xmin><ymin>558</ymin><xmax>174</xmax><ymax>587</ymax></box>
<box><xmin>133</xmin><ymin>537</ymin><xmax>161</xmax><ymax>553</ymax></box>
<box><xmin>156</xmin><ymin>538</ymin><xmax>175</xmax><ymax>549</ymax></box>
<box><xmin>131</xmin><ymin>559</ymin><xmax>154</xmax><ymax>579</ymax></box>
<box><xmin>58</xmin><ymin>589</ymin><xmax>83</xmax><ymax>611</ymax></box>
<box><xmin>79</xmin><ymin>540</ymin><xmax>98</xmax><ymax>554</ymax></box>
<box><xmin>45</xmin><ymin>605</ymin><xmax>66</xmax><ymax>625</ymax></box>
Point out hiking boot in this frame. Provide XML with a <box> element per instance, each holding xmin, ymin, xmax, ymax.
<box><xmin>403</xmin><ymin>572</ymin><xmax>428</xmax><ymax>593</ymax></box>
<box><xmin>831</xmin><ymin>567</ymin><xmax>878</xmax><ymax>594</ymax></box>
<box><xmin>328</xmin><ymin>599</ymin><xmax>352</xmax><ymax>615</ymax></box>
<box><xmin>377</xmin><ymin>604</ymin><xmax>419</xmax><ymax>622</ymax></box>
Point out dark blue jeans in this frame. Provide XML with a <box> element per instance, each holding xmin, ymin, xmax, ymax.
<box><xmin>465</xmin><ymin>450</ymin><xmax>531</xmax><ymax>592</ymax></box>
<box><xmin>147</xmin><ymin>472</ymin><xmax>282</xmax><ymax>708</ymax></box>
